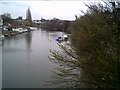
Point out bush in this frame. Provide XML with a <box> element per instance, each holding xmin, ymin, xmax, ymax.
<box><xmin>49</xmin><ymin>2</ymin><xmax>120</xmax><ymax>88</ymax></box>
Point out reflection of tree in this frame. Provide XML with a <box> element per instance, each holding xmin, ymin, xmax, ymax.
<box><xmin>25</xmin><ymin>32</ymin><xmax>32</xmax><ymax>67</ymax></box>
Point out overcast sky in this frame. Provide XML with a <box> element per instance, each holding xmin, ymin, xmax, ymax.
<box><xmin>0</xmin><ymin>0</ymin><xmax>103</xmax><ymax>20</ymax></box>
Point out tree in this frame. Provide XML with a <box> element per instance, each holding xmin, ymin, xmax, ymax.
<box><xmin>110</xmin><ymin>1</ymin><xmax>120</xmax><ymax>89</ymax></box>
<box><xmin>48</xmin><ymin>2</ymin><xmax>120</xmax><ymax>88</ymax></box>
<box><xmin>1</xmin><ymin>13</ymin><xmax>13</xmax><ymax>26</ymax></box>
<box><xmin>22</xmin><ymin>19</ymin><xmax>31</xmax><ymax>28</ymax></box>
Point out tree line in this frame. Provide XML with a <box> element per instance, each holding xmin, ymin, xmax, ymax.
<box><xmin>40</xmin><ymin>18</ymin><xmax>73</xmax><ymax>33</ymax></box>
<box><xmin>1</xmin><ymin>13</ymin><xmax>33</xmax><ymax>30</ymax></box>
<box><xmin>1</xmin><ymin>13</ymin><xmax>73</xmax><ymax>33</ymax></box>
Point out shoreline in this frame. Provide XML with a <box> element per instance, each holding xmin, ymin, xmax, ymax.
<box><xmin>1</xmin><ymin>28</ymin><xmax>34</xmax><ymax>37</ymax></box>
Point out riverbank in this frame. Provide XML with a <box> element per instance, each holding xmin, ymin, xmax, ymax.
<box><xmin>2</xmin><ymin>30</ymin><xmax>28</xmax><ymax>37</ymax></box>
<box><xmin>1</xmin><ymin>28</ymin><xmax>35</xmax><ymax>37</ymax></box>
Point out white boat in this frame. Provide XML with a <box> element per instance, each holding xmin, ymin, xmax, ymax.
<box><xmin>56</xmin><ymin>34</ymin><xmax>68</xmax><ymax>43</ymax></box>
<box><xmin>29</xmin><ymin>27</ymin><xmax>37</xmax><ymax>30</ymax></box>
<box><xmin>13</xmin><ymin>28</ymin><xmax>28</xmax><ymax>33</ymax></box>
<box><xmin>0</xmin><ymin>35</ymin><xmax>4</xmax><ymax>38</ymax></box>
<box><xmin>12</xmin><ymin>28</ymin><xmax>20</xmax><ymax>32</ymax></box>
<box><xmin>63</xmin><ymin>35</ymin><xmax>68</xmax><ymax>39</ymax></box>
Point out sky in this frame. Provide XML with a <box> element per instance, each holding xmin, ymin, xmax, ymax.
<box><xmin>0</xmin><ymin>0</ymin><xmax>103</xmax><ymax>20</ymax></box>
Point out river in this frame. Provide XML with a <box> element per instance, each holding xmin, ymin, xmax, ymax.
<box><xmin>2</xmin><ymin>29</ymin><xmax>64</xmax><ymax>88</ymax></box>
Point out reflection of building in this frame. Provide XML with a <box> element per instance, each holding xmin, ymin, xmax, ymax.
<box><xmin>26</xmin><ymin>7</ymin><xmax>32</xmax><ymax>22</ymax></box>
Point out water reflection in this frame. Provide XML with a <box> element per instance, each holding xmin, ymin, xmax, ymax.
<box><xmin>25</xmin><ymin>32</ymin><xmax>32</xmax><ymax>51</ymax></box>
<box><xmin>2</xmin><ymin>30</ymin><xmax>63</xmax><ymax>88</ymax></box>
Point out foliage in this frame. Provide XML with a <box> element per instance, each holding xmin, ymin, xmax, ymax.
<box><xmin>22</xmin><ymin>19</ymin><xmax>31</xmax><ymax>28</ymax></box>
<box><xmin>1</xmin><ymin>13</ymin><xmax>13</xmax><ymax>26</ymax></box>
<box><xmin>40</xmin><ymin>18</ymin><xmax>73</xmax><ymax>32</ymax></box>
<box><xmin>49</xmin><ymin>2</ymin><xmax>120</xmax><ymax>88</ymax></box>
<box><xmin>49</xmin><ymin>43</ymin><xmax>80</xmax><ymax>88</ymax></box>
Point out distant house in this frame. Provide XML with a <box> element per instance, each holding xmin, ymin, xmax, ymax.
<box><xmin>33</xmin><ymin>20</ymin><xmax>42</xmax><ymax>24</ymax></box>
<box><xmin>16</xmin><ymin>16</ymin><xmax>23</xmax><ymax>22</ymax></box>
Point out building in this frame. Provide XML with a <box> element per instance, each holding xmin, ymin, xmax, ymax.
<box><xmin>16</xmin><ymin>16</ymin><xmax>23</xmax><ymax>22</ymax></box>
<box><xmin>26</xmin><ymin>7</ymin><xmax>32</xmax><ymax>22</ymax></box>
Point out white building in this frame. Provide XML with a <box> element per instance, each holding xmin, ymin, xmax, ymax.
<box><xmin>33</xmin><ymin>20</ymin><xmax>42</xmax><ymax>24</ymax></box>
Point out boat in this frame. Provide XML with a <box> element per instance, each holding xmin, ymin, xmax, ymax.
<box><xmin>63</xmin><ymin>35</ymin><xmax>68</xmax><ymax>40</ymax></box>
<box><xmin>56</xmin><ymin>34</ymin><xmax>68</xmax><ymax>43</ymax></box>
<box><xmin>13</xmin><ymin>28</ymin><xmax>28</xmax><ymax>33</ymax></box>
<box><xmin>29</xmin><ymin>27</ymin><xmax>37</xmax><ymax>30</ymax></box>
<box><xmin>0</xmin><ymin>35</ymin><xmax>5</xmax><ymax>38</ymax></box>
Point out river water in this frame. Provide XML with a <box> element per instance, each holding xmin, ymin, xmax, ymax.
<box><xmin>2</xmin><ymin>29</ymin><xmax>64</xmax><ymax>88</ymax></box>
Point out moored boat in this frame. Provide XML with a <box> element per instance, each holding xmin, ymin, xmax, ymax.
<box><xmin>56</xmin><ymin>34</ymin><xmax>68</xmax><ymax>43</ymax></box>
<box><xmin>0</xmin><ymin>35</ymin><xmax>5</xmax><ymax>38</ymax></box>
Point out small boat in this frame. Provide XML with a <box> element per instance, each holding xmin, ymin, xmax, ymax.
<box><xmin>56</xmin><ymin>35</ymin><xmax>68</xmax><ymax>43</ymax></box>
<box><xmin>63</xmin><ymin>35</ymin><xmax>68</xmax><ymax>40</ymax></box>
<box><xmin>0</xmin><ymin>35</ymin><xmax>5</xmax><ymax>38</ymax></box>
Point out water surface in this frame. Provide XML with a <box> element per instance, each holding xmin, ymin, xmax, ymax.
<box><xmin>2</xmin><ymin>29</ymin><xmax>63</xmax><ymax>88</ymax></box>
